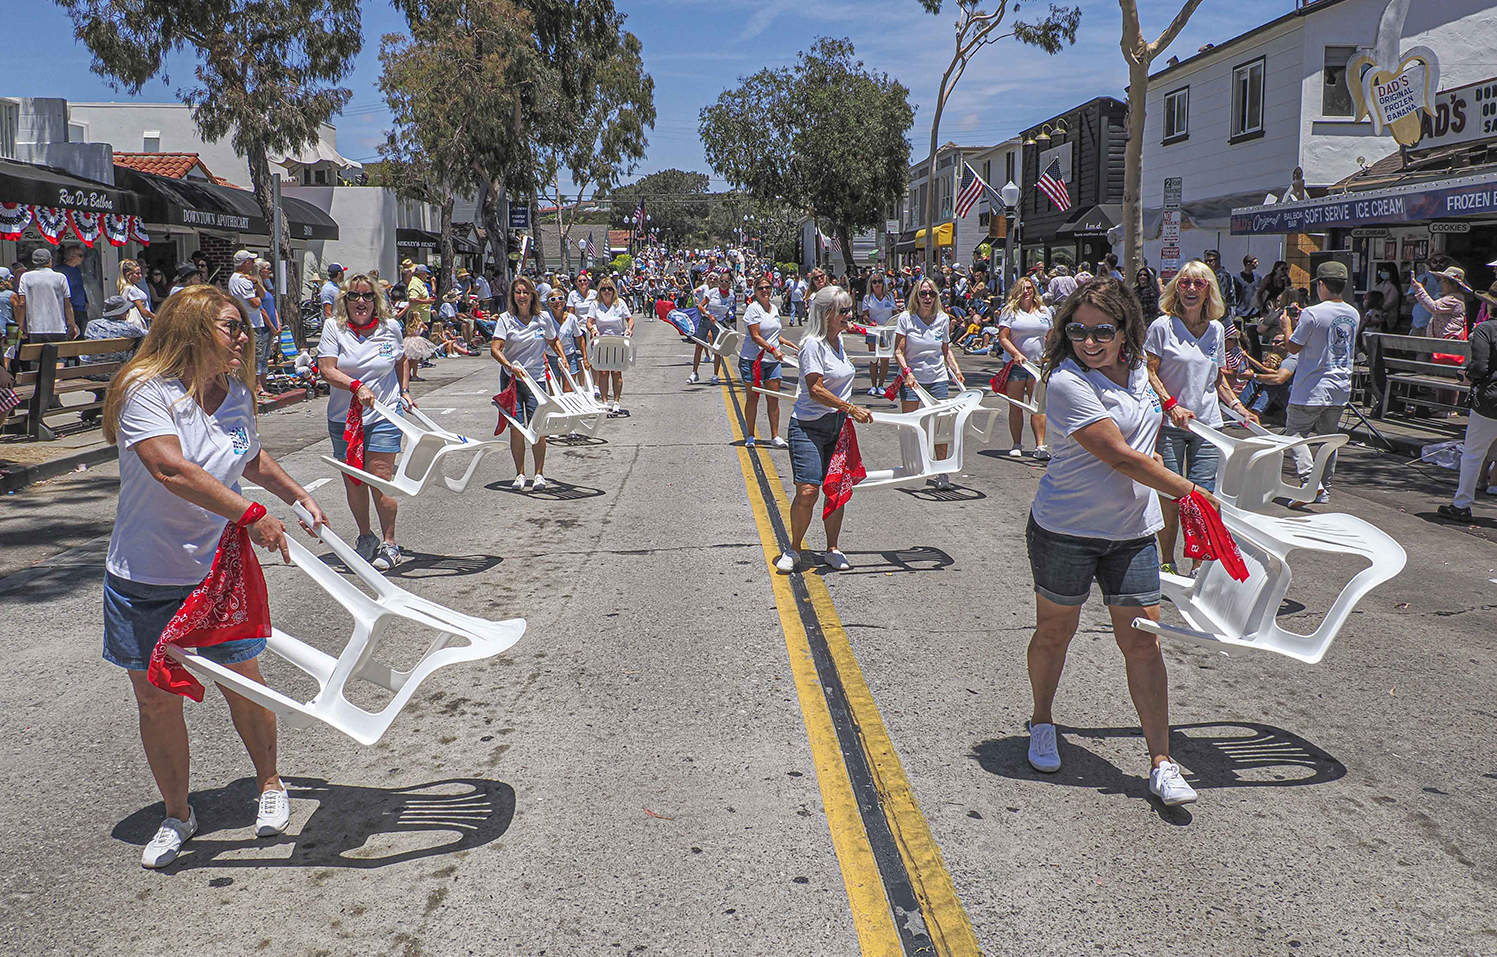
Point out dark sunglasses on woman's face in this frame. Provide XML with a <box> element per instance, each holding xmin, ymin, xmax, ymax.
<box><xmin>837</xmin><ymin>306</ymin><xmax>855</xmax><ymax>316</ymax></box>
<box><xmin>917</xmin><ymin>290</ymin><xmax>936</xmax><ymax>299</ymax></box>
<box><xmin>346</xmin><ymin>291</ymin><xmax>377</xmax><ymax>302</ymax></box>
<box><xmin>217</xmin><ymin>319</ymin><xmax>248</xmax><ymax>338</ymax></box>
<box><xmin>755</xmin><ymin>285</ymin><xmax>771</xmax><ymax>291</ymax></box>
<box><xmin>1064</xmin><ymin>322</ymin><xmax>1118</xmax><ymax>343</ymax></box>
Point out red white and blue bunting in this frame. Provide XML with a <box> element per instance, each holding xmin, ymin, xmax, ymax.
<box><xmin>103</xmin><ymin>213</ymin><xmax>131</xmax><ymax>247</ymax></box>
<box><xmin>0</xmin><ymin>203</ymin><xmax>33</xmax><ymax>240</ymax></box>
<box><xmin>68</xmin><ymin>209</ymin><xmax>102</xmax><ymax>248</ymax></box>
<box><xmin>33</xmin><ymin>206</ymin><xmax>67</xmax><ymax>244</ymax></box>
<box><xmin>129</xmin><ymin>216</ymin><xmax>151</xmax><ymax>246</ymax></box>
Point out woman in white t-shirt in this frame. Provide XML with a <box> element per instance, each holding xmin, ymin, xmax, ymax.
<box><xmin>996</xmin><ymin>276</ymin><xmax>1053</xmax><ymax>460</ymax></box>
<box><xmin>1146</xmin><ymin>262</ymin><xmax>1257</xmax><ymax>573</ymax></box>
<box><xmin>739</xmin><ymin>276</ymin><xmax>799</xmax><ymax>448</ymax></box>
<box><xmin>894</xmin><ymin>276</ymin><xmax>965</xmax><ymax>487</ymax></box>
<box><xmin>1024</xmin><ymin>277</ymin><xmax>1217</xmax><ymax>807</ymax></box>
<box><xmin>777</xmin><ymin>286</ymin><xmax>873</xmax><ymax>574</ymax></box>
<box><xmin>491</xmin><ymin>276</ymin><xmax>563</xmax><ymax>491</ymax></box>
<box><xmin>117</xmin><ymin>259</ymin><xmax>155</xmax><ymax>325</ymax></box>
<box><xmin>543</xmin><ymin>288</ymin><xmax>588</xmax><ymax>389</ymax></box>
<box><xmin>860</xmin><ymin>273</ymin><xmax>900</xmax><ymax>396</ymax></box>
<box><xmin>588</xmin><ymin>279</ymin><xmax>634</xmax><ymax>413</ymax></box>
<box><xmin>317</xmin><ymin>274</ymin><xmax>412</xmax><ymax>573</ymax></box>
<box><xmin>100</xmin><ymin>284</ymin><xmax>329</xmax><ymax>868</ymax></box>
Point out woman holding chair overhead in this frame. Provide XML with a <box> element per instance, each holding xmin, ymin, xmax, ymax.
<box><xmin>893</xmin><ymin>276</ymin><xmax>964</xmax><ymax>488</ymax></box>
<box><xmin>776</xmin><ymin>285</ymin><xmax>873</xmax><ymax>574</ymax></box>
<box><xmin>740</xmin><ymin>275</ymin><xmax>798</xmax><ymax>448</ymax></box>
<box><xmin>317</xmin><ymin>274</ymin><xmax>411</xmax><ymax>572</ymax></box>
<box><xmin>101</xmin><ymin>284</ymin><xmax>328</xmax><ymax>867</ymax></box>
<box><xmin>492</xmin><ymin>276</ymin><xmax>561</xmax><ymax>491</ymax></box>
<box><xmin>1024</xmin><ymin>277</ymin><xmax>1216</xmax><ymax>807</ymax></box>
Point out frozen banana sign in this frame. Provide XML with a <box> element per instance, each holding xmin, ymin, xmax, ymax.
<box><xmin>1347</xmin><ymin>0</ymin><xmax>1439</xmax><ymax>147</ymax></box>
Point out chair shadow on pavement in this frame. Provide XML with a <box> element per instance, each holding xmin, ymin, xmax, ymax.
<box><xmin>484</xmin><ymin>479</ymin><xmax>606</xmax><ymax>501</ymax></box>
<box><xmin>805</xmin><ymin>545</ymin><xmax>954</xmax><ymax>576</ymax></box>
<box><xmin>548</xmin><ymin>433</ymin><xmax>609</xmax><ymax>448</ymax></box>
<box><xmin>315</xmin><ymin>551</ymin><xmax>502</xmax><ymax>579</ymax></box>
<box><xmin>112</xmin><ymin>775</ymin><xmax>514</xmax><ymax>870</ymax></box>
<box><xmin>897</xmin><ymin>484</ymin><xmax>986</xmax><ymax>503</ymax></box>
<box><xmin>971</xmin><ymin>722</ymin><xmax>1346</xmax><ymax>823</ymax></box>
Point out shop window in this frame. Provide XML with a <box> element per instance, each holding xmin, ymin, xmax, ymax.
<box><xmin>1005</xmin><ymin>150</ymin><xmax>1015</xmax><ymax>185</ymax></box>
<box><xmin>1163</xmin><ymin>87</ymin><xmax>1189</xmax><ymax>143</ymax></box>
<box><xmin>1231</xmin><ymin>57</ymin><xmax>1265</xmax><ymax>141</ymax></box>
<box><xmin>1322</xmin><ymin>46</ymin><xmax>1357</xmax><ymax>116</ymax></box>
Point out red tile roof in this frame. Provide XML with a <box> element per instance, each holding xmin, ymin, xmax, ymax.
<box><xmin>608</xmin><ymin>229</ymin><xmax>630</xmax><ymax>249</ymax></box>
<box><xmin>113</xmin><ymin>151</ymin><xmax>218</xmax><ymax>181</ymax></box>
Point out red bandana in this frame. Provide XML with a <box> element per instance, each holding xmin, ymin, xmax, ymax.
<box><xmin>752</xmin><ymin>349</ymin><xmax>765</xmax><ymax>387</ymax></box>
<box><xmin>990</xmin><ymin>359</ymin><xmax>1016</xmax><ymax>395</ymax></box>
<box><xmin>343</xmin><ymin>379</ymin><xmax>365</xmax><ymax>485</ymax></box>
<box><xmin>1174</xmin><ymin>490</ymin><xmax>1249</xmax><ymax>581</ymax></box>
<box><xmin>492</xmin><ymin>378</ymin><xmax>518</xmax><ymax>435</ymax></box>
<box><xmin>821</xmin><ymin>417</ymin><xmax>866</xmax><ymax>517</ymax></box>
<box><xmin>147</xmin><ymin>503</ymin><xmax>272</xmax><ymax>701</ymax></box>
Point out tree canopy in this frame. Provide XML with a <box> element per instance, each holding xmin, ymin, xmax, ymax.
<box><xmin>607</xmin><ymin>169</ymin><xmax>711</xmax><ymax>247</ymax></box>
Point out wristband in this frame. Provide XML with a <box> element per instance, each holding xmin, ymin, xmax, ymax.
<box><xmin>1161</xmin><ymin>396</ymin><xmax>1178</xmax><ymax>412</ymax></box>
<box><xmin>349</xmin><ymin>378</ymin><xmax>363</xmax><ymax>394</ymax></box>
<box><xmin>237</xmin><ymin>502</ymin><xmax>268</xmax><ymax>527</ymax></box>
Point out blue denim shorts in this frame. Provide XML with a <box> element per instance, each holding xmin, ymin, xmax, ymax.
<box><xmin>787</xmin><ymin>412</ymin><xmax>845</xmax><ymax>486</ymax></box>
<box><xmin>329</xmin><ymin>405</ymin><xmax>404</xmax><ymax>456</ymax></box>
<box><xmin>1157</xmin><ymin>424</ymin><xmax>1220</xmax><ymax>492</ymax></box>
<box><xmin>900</xmin><ymin>378</ymin><xmax>950</xmax><ymax>403</ymax></box>
<box><xmin>254</xmin><ymin>327</ymin><xmax>272</xmax><ymax>375</ymax></box>
<box><xmin>499</xmin><ymin>371</ymin><xmax>539</xmax><ymax>425</ymax></box>
<box><xmin>1006</xmin><ymin>362</ymin><xmax>1033</xmax><ymax>382</ymax></box>
<box><xmin>739</xmin><ymin>356</ymin><xmax>783</xmax><ymax>384</ymax></box>
<box><xmin>103</xmin><ymin>572</ymin><xmax>266</xmax><ymax>671</ymax></box>
<box><xmin>1026</xmin><ymin>514</ymin><xmax>1161</xmax><ymax>607</ymax></box>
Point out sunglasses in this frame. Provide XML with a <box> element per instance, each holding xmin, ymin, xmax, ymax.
<box><xmin>346</xmin><ymin>291</ymin><xmax>377</xmax><ymax>301</ymax></box>
<box><xmin>1176</xmin><ymin>278</ymin><xmax>1209</xmax><ymax>290</ymax></box>
<box><xmin>217</xmin><ymin>319</ymin><xmax>248</xmax><ymax>338</ymax></box>
<box><xmin>547</xmin><ymin>295</ymin><xmax>566</xmax><ymax>303</ymax></box>
<box><xmin>917</xmin><ymin>290</ymin><xmax>936</xmax><ymax>298</ymax></box>
<box><xmin>837</xmin><ymin>306</ymin><xmax>855</xmax><ymax>316</ymax></box>
<box><xmin>1064</xmin><ymin>322</ymin><xmax>1118</xmax><ymax>343</ymax></box>
<box><xmin>755</xmin><ymin>285</ymin><xmax>771</xmax><ymax>291</ymax></box>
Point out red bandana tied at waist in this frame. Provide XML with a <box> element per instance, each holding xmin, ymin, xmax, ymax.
<box><xmin>147</xmin><ymin>503</ymin><xmax>272</xmax><ymax>701</ymax></box>
<box><xmin>822</xmin><ymin>417</ymin><xmax>866</xmax><ymax>517</ymax></box>
<box><xmin>492</xmin><ymin>377</ymin><xmax>518</xmax><ymax>435</ymax></box>
<box><xmin>1174</xmin><ymin>490</ymin><xmax>1250</xmax><ymax>582</ymax></box>
<box><xmin>343</xmin><ymin>379</ymin><xmax>365</xmax><ymax>485</ymax></box>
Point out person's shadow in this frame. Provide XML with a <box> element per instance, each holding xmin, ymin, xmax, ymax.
<box><xmin>112</xmin><ymin>775</ymin><xmax>514</xmax><ymax>870</ymax></box>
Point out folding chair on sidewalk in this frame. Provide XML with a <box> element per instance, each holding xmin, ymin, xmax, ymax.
<box><xmin>1132</xmin><ymin>501</ymin><xmax>1405</xmax><ymax>664</ymax></box>
<box><xmin>321</xmin><ymin>399</ymin><xmax>505</xmax><ymax>497</ymax></box>
<box><xmin>162</xmin><ymin>504</ymin><xmax>527</xmax><ymax>745</ymax></box>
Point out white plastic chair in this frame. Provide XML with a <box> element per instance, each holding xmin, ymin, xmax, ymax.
<box><xmin>863</xmin><ymin>382</ymin><xmax>1004</xmax><ymax>489</ymax></box>
<box><xmin>161</xmin><ymin>504</ymin><xmax>527</xmax><ymax>745</ymax></box>
<box><xmin>1132</xmin><ymin>501</ymin><xmax>1405</xmax><ymax>664</ymax></box>
<box><xmin>321</xmin><ymin>399</ymin><xmax>506</xmax><ymax>498</ymax></box>
<box><xmin>983</xmin><ymin>359</ymin><xmax>1043</xmax><ymax>416</ymax></box>
<box><xmin>837</xmin><ymin>326</ymin><xmax>897</xmax><ymax>363</ymax></box>
<box><xmin>1189</xmin><ymin>412</ymin><xmax>1348</xmax><ymax>510</ymax></box>
<box><xmin>588</xmin><ymin>334</ymin><xmax>636</xmax><ymax>373</ymax></box>
<box><xmin>497</xmin><ymin>367</ymin><xmax>605</xmax><ymax>447</ymax></box>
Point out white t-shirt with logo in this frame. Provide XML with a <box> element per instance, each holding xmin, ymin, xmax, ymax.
<box><xmin>1288</xmin><ymin>300</ymin><xmax>1359</xmax><ymax>407</ymax></box>
<box><xmin>591</xmin><ymin>300</ymin><xmax>631</xmax><ymax>336</ymax></box>
<box><xmin>108</xmin><ymin>376</ymin><xmax>260</xmax><ymax>586</ymax></box>
<box><xmin>1144</xmin><ymin>315</ymin><xmax>1225</xmax><ymax>427</ymax></box>
<box><xmin>998</xmin><ymin>307</ymin><xmax>1053</xmax><ymax>364</ymax></box>
<box><xmin>228</xmin><ymin>273</ymin><xmax>264</xmax><ymax>328</ymax></box>
<box><xmin>548</xmin><ymin>311</ymin><xmax>584</xmax><ymax>355</ymax></box>
<box><xmin>567</xmin><ymin>289</ymin><xmax>597</xmax><ymax>321</ymax></box>
<box><xmin>794</xmin><ymin>337</ymin><xmax>856</xmax><ymax>422</ymax></box>
<box><xmin>740</xmin><ymin>301</ymin><xmax>782</xmax><ymax>359</ymax></box>
<box><xmin>1031</xmin><ymin>359</ymin><xmax>1164</xmax><ymax>541</ymax></box>
<box><xmin>319</xmin><ymin>318</ymin><xmax>406</xmax><ymax>424</ymax></box>
<box><xmin>496</xmin><ymin>310</ymin><xmax>557</xmax><ymax>378</ymax></box>
<box><xmin>862</xmin><ymin>292</ymin><xmax>897</xmax><ymax>327</ymax></box>
<box><xmin>702</xmin><ymin>287</ymin><xmax>736</xmax><ymax>324</ymax></box>
<box><xmin>895</xmin><ymin>310</ymin><xmax>951</xmax><ymax>384</ymax></box>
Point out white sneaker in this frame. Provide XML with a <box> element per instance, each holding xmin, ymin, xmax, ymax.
<box><xmin>1313</xmin><ymin>487</ymin><xmax>1330</xmax><ymax>504</ymax></box>
<box><xmin>822</xmin><ymin>549</ymin><xmax>851</xmax><ymax>571</ymax></box>
<box><xmin>771</xmin><ymin>436</ymin><xmax>789</xmax><ymax>449</ymax></box>
<box><xmin>142</xmin><ymin>808</ymin><xmax>197</xmax><ymax>868</ymax></box>
<box><xmin>372</xmin><ymin>542</ymin><xmax>402</xmax><ymax>571</ymax></box>
<box><xmin>1007</xmin><ymin>445</ymin><xmax>1023</xmax><ymax>458</ymax></box>
<box><xmin>255</xmin><ymin>787</ymin><xmax>291</xmax><ymax>837</ymax></box>
<box><xmin>687</xmin><ymin>372</ymin><xmax>700</xmax><ymax>385</ymax></box>
<box><xmin>1485</xmin><ymin>485</ymin><xmax>1497</xmax><ymax>496</ymax></box>
<box><xmin>1149</xmin><ymin>760</ymin><xmax>1198</xmax><ymax>805</ymax></box>
<box><xmin>610</xmin><ymin>401</ymin><xmax>621</xmax><ymax>414</ymax></box>
<box><xmin>512</xmin><ymin>474</ymin><xmax>527</xmax><ymax>491</ymax></box>
<box><xmin>774</xmin><ymin>550</ymin><xmax>798</xmax><ymax>573</ymax></box>
<box><xmin>709</xmin><ymin>375</ymin><xmax>721</xmax><ymax>385</ymax></box>
<box><xmin>531</xmin><ymin>474</ymin><xmax>548</xmax><ymax>491</ymax></box>
<box><xmin>1032</xmin><ymin>446</ymin><xmax>1051</xmax><ymax>462</ymax></box>
<box><xmin>866</xmin><ymin>387</ymin><xmax>881</xmax><ymax>397</ymax></box>
<box><xmin>1027</xmin><ymin>722</ymin><xmax>1060</xmax><ymax>773</ymax></box>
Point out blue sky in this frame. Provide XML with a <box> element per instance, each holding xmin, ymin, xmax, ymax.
<box><xmin>19</xmin><ymin>0</ymin><xmax>1296</xmax><ymax>192</ymax></box>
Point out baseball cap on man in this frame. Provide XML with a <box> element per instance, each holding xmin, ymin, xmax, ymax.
<box><xmin>1314</xmin><ymin>261</ymin><xmax>1349</xmax><ymax>281</ymax></box>
<box><xmin>233</xmin><ymin>249</ymin><xmax>256</xmax><ymax>265</ymax></box>
<box><xmin>31</xmin><ymin>247</ymin><xmax>52</xmax><ymax>265</ymax></box>
<box><xmin>327</xmin><ymin>262</ymin><xmax>345</xmax><ymax>277</ymax></box>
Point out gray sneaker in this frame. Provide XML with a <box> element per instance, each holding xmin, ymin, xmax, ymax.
<box><xmin>372</xmin><ymin>542</ymin><xmax>402</xmax><ymax>571</ymax></box>
<box><xmin>354</xmin><ymin>532</ymin><xmax>380</xmax><ymax>563</ymax></box>
<box><xmin>142</xmin><ymin>807</ymin><xmax>197</xmax><ymax>868</ymax></box>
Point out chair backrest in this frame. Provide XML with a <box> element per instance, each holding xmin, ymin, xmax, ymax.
<box><xmin>590</xmin><ymin>334</ymin><xmax>635</xmax><ymax>372</ymax></box>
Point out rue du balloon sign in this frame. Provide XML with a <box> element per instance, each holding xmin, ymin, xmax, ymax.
<box><xmin>58</xmin><ymin>187</ymin><xmax>115</xmax><ymax>212</ymax></box>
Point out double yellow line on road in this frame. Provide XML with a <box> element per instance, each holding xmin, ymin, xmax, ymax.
<box><xmin>718</xmin><ymin>378</ymin><xmax>981</xmax><ymax>957</ymax></box>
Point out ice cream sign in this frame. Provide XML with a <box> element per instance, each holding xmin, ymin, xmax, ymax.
<box><xmin>1347</xmin><ymin>0</ymin><xmax>1439</xmax><ymax>147</ymax></box>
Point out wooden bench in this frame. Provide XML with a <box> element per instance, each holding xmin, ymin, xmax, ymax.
<box><xmin>1365</xmin><ymin>332</ymin><xmax>1470</xmax><ymax>424</ymax></box>
<box><xmin>7</xmin><ymin>337</ymin><xmax>139</xmax><ymax>440</ymax></box>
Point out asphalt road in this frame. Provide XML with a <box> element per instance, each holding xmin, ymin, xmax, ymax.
<box><xmin>1</xmin><ymin>315</ymin><xmax>1493</xmax><ymax>957</ymax></box>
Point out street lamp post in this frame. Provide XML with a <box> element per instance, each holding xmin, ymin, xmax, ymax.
<box><xmin>1000</xmin><ymin>179</ymin><xmax>1021</xmax><ymax>296</ymax></box>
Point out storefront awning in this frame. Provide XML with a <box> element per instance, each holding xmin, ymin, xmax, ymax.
<box><xmin>1231</xmin><ymin>169</ymin><xmax>1497</xmax><ymax>235</ymax></box>
<box><xmin>396</xmin><ymin>227</ymin><xmax>440</xmax><ymax>250</ymax></box>
<box><xmin>895</xmin><ymin>229</ymin><xmax>919</xmax><ymax>254</ymax></box>
<box><xmin>114</xmin><ymin>167</ymin><xmax>338</xmax><ymax>240</ymax></box>
<box><xmin>914</xmin><ymin>222</ymin><xmax>954</xmax><ymax>248</ymax></box>
<box><xmin>0</xmin><ymin>157</ymin><xmax>137</xmax><ymax>214</ymax></box>
<box><xmin>1056</xmin><ymin>204</ymin><xmax>1121</xmax><ymax>236</ymax></box>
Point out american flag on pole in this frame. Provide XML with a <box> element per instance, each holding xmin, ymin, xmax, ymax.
<box><xmin>586</xmin><ymin>231</ymin><xmax>597</xmax><ymax>258</ymax></box>
<box><xmin>1036</xmin><ymin>157</ymin><xmax>1072</xmax><ymax>211</ymax></box>
<box><xmin>635</xmin><ymin>198</ymin><xmax>646</xmax><ymax>224</ymax></box>
<box><xmin>831</xmin><ymin>233</ymin><xmax>842</xmax><ymax>255</ymax></box>
<box><xmin>954</xmin><ymin>161</ymin><xmax>991</xmax><ymax>219</ymax></box>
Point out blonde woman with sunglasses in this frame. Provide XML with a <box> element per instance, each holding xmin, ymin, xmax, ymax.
<box><xmin>1146</xmin><ymin>261</ymin><xmax>1255</xmax><ymax>574</ymax></box>
<box><xmin>589</xmin><ymin>278</ymin><xmax>634</xmax><ymax>414</ymax></box>
<box><xmin>893</xmin><ymin>276</ymin><xmax>964</xmax><ymax>487</ymax></box>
